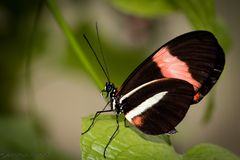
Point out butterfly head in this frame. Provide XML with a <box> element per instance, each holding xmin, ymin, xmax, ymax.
<box><xmin>101</xmin><ymin>82</ymin><xmax>117</xmax><ymax>98</ymax></box>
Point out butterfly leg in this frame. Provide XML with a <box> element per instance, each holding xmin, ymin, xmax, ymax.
<box><xmin>81</xmin><ymin>101</ymin><xmax>112</xmax><ymax>135</ymax></box>
<box><xmin>90</xmin><ymin>101</ymin><xmax>110</xmax><ymax>120</ymax></box>
<box><xmin>103</xmin><ymin>114</ymin><xmax>120</xmax><ymax>158</ymax></box>
<box><xmin>124</xmin><ymin>118</ymin><xmax>129</xmax><ymax>128</ymax></box>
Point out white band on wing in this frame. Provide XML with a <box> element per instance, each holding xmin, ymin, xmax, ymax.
<box><xmin>125</xmin><ymin>91</ymin><xmax>168</xmax><ymax>122</ymax></box>
<box><xmin>119</xmin><ymin>79</ymin><xmax>160</xmax><ymax>104</ymax></box>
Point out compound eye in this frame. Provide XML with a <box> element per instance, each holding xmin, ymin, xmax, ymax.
<box><xmin>107</xmin><ymin>85</ymin><xmax>112</xmax><ymax>91</ymax></box>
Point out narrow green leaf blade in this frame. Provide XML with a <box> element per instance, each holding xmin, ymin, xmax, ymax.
<box><xmin>173</xmin><ymin>0</ymin><xmax>231</xmax><ymax>51</ymax></box>
<box><xmin>108</xmin><ymin>0</ymin><xmax>178</xmax><ymax>17</ymax></box>
<box><xmin>202</xmin><ymin>91</ymin><xmax>215</xmax><ymax>124</ymax></box>
<box><xmin>46</xmin><ymin>0</ymin><xmax>104</xmax><ymax>89</ymax></box>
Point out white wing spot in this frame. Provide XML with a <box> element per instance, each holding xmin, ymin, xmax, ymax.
<box><xmin>119</xmin><ymin>80</ymin><xmax>160</xmax><ymax>104</ymax></box>
<box><xmin>125</xmin><ymin>91</ymin><xmax>168</xmax><ymax>123</ymax></box>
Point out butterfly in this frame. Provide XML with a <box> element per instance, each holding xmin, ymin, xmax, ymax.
<box><xmin>82</xmin><ymin>30</ymin><xmax>225</xmax><ymax>158</ymax></box>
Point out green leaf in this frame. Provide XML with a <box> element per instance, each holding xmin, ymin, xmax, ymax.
<box><xmin>183</xmin><ymin>143</ymin><xmax>240</xmax><ymax>160</ymax></box>
<box><xmin>80</xmin><ymin>115</ymin><xmax>180</xmax><ymax>160</ymax></box>
<box><xmin>0</xmin><ymin>116</ymin><xmax>40</xmax><ymax>153</ymax></box>
<box><xmin>108</xmin><ymin>0</ymin><xmax>178</xmax><ymax>17</ymax></box>
<box><xmin>0</xmin><ymin>116</ymin><xmax>74</xmax><ymax>160</ymax></box>
<box><xmin>108</xmin><ymin>0</ymin><xmax>231</xmax><ymax>51</ymax></box>
<box><xmin>172</xmin><ymin>0</ymin><xmax>231</xmax><ymax>51</ymax></box>
<box><xmin>81</xmin><ymin>115</ymin><xmax>240</xmax><ymax>160</ymax></box>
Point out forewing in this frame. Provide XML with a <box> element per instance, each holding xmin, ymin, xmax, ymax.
<box><xmin>117</xmin><ymin>31</ymin><xmax>225</xmax><ymax>103</ymax></box>
<box><xmin>120</xmin><ymin>78</ymin><xmax>194</xmax><ymax>135</ymax></box>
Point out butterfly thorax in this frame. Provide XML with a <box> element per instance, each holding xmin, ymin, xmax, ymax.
<box><xmin>102</xmin><ymin>82</ymin><xmax>124</xmax><ymax>114</ymax></box>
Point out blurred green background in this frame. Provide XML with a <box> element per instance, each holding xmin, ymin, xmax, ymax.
<box><xmin>0</xmin><ymin>0</ymin><xmax>239</xmax><ymax>159</ymax></box>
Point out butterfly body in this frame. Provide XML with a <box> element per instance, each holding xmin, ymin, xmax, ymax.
<box><xmin>101</xmin><ymin>31</ymin><xmax>225</xmax><ymax>135</ymax></box>
<box><xmin>82</xmin><ymin>30</ymin><xmax>225</xmax><ymax>158</ymax></box>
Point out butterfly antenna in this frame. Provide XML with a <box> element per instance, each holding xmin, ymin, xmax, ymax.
<box><xmin>95</xmin><ymin>23</ymin><xmax>110</xmax><ymax>82</ymax></box>
<box><xmin>83</xmin><ymin>34</ymin><xmax>110</xmax><ymax>82</ymax></box>
<box><xmin>103</xmin><ymin>114</ymin><xmax>120</xmax><ymax>158</ymax></box>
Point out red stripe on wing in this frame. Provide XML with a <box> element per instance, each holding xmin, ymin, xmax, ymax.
<box><xmin>152</xmin><ymin>47</ymin><xmax>201</xmax><ymax>91</ymax></box>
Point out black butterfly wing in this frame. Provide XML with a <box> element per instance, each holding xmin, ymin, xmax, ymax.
<box><xmin>117</xmin><ymin>31</ymin><xmax>225</xmax><ymax>103</ymax></box>
<box><xmin>119</xmin><ymin>78</ymin><xmax>194</xmax><ymax>135</ymax></box>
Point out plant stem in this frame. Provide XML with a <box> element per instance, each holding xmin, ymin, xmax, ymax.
<box><xmin>46</xmin><ymin>0</ymin><xmax>103</xmax><ymax>89</ymax></box>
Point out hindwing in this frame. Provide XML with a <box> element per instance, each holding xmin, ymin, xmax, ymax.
<box><xmin>120</xmin><ymin>78</ymin><xmax>194</xmax><ymax>135</ymax></box>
